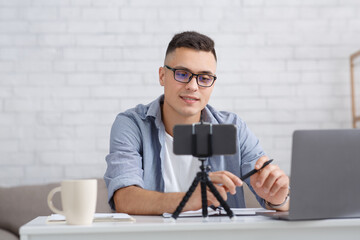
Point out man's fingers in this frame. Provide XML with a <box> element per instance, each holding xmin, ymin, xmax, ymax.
<box><xmin>209</xmin><ymin>171</ymin><xmax>242</xmax><ymax>195</ymax></box>
<box><xmin>206</xmin><ymin>190</ymin><xmax>219</xmax><ymax>206</ymax></box>
<box><xmin>210</xmin><ymin>171</ymin><xmax>242</xmax><ymax>185</ymax></box>
<box><xmin>254</xmin><ymin>164</ymin><xmax>277</xmax><ymax>188</ymax></box>
<box><xmin>216</xmin><ymin>185</ymin><xmax>228</xmax><ymax>200</ymax></box>
<box><xmin>255</xmin><ymin>156</ymin><xmax>269</xmax><ymax>170</ymax></box>
<box><xmin>269</xmin><ymin>176</ymin><xmax>289</xmax><ymax>197</ymax></box>
<box><xmin>207</xmin><ymin>185</ymin><xmax>227</xmax><ymax>207</ymax></box>
<box><xmin>259</xmin><ymin>166</ymin><xmax>283</xmax><ymax>193</ymax></box>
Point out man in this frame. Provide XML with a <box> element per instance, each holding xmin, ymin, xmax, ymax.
<box><xmin>104</xmin><ymin>31</ymin><xmax>289</xmax><ymax>215</ymax></box>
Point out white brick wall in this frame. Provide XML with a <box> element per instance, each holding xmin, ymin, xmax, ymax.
<box><xmin>1</xmin><ymin>0</ymin><xmax>359</xmax><ymax>186</ymax></box>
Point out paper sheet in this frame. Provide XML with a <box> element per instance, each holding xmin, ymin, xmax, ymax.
<box><xmin>47</xmin><ymin>213</ymin><xmax>136</xmax><ymax>223</ymax></box>
<box><xmin>162</xmin><ymin>207</ymin><xmax>275</xmax><ymax>218</ymax></box>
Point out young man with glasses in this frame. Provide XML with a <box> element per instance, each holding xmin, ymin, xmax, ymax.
<box><xmin>104</xmin><ymin>31</ymin><xmax>290</xmax><ymax>214</ymax></box>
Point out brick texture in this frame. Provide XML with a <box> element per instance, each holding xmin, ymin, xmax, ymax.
<box><xmin>0</xmin><ymin>0</ymin><xmax>359</xmax><ymax>186</ymax></box>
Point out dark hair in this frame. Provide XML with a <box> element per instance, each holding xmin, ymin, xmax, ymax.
<box><xmin>165</xmin><ymin>31</ymin><xmax>217</xmax><ymax>61</ymax></box>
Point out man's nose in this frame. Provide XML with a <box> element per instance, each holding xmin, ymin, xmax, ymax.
<box><xmin>185</xmin><ymin>75</ymin><xmax>198</xmax><ymax>91</ymax></box>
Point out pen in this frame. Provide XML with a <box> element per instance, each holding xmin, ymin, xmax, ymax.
<box><xmin>240</xmin><ymin>159</ymin><xmax>273</xmax><ymax>181</ymax></box>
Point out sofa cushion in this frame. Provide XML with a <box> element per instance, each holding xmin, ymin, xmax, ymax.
<box><xmin>0</xmin><ymin>179</ymin><xmax>111</xmax><ymax>237</ymax></box>
<box><xmin>243</xmin><ymin>184</ymin><xmax>261</xmax><ymax>208</ymax></box>
<box><xmin>96</xmin><ymin>178</ymin><xmax>113</xmax><ymax>213</ymax></box>
<box><xmin>0</xmin><ymin>228</ymin><xmax>19</xmax><ymax>240</ymax></box>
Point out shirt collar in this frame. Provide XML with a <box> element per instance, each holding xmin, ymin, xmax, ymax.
<box><xmin>202</xmin><ymin>104</ymin><xmax>220</xmax><ymax>124</ymax></box>
<box><xmin>145</xmin><ymin>95</ymin><xmax>164</xmax><ymax>129</ymax></box>
<box><xmin>146</xmin><ymin>95</ymin><xmax>164</xmax><ymax>119</ymax></box>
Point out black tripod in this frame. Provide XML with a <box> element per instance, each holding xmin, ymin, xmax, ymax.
<box><xmin>171</xmin><ymin>123</ymin><xmax>234</xmax><ymax>220</ymax></box>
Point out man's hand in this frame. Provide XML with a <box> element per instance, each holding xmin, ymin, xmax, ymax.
<box><xmin>114</xmin><ymin>171</ymin><xmax>243</xmax><ymax>214</ymax></box>
<box><xmin>250</xmin><ymin>156</ymin><xmax>289</xmax><ymax>209</ymax></box>
<box><xmin>185</xmin><ymin>171</ymin><xmax>243</xmax><ymax>211</ymax></box>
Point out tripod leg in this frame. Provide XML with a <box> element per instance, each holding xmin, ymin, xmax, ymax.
<box><xmin>200</xmin><ymin>181</ymin><xmax>208</xmax><ymax>218</ymax></box>
<box><xmin>172</xmin><ymin>173</ymin><xmax>201</xmax><ymax>220</ymax></box>
<box><xmin>206</xmin><ymin>180</ymin><xmax>234</xmax><ymax>218</ymax></box>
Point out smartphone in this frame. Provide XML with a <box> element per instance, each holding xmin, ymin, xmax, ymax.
<box><xmin>173</xmin><ymin>123</ymin><xmax>237</xmax><ymax>157</ymax></box>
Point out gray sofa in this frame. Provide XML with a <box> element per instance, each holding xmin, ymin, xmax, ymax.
<box><xmin>0</xmin><ymin>179</ymin><xmax>259</xmax><ymax>240</ymax></box>
<box><xmin>0</xmin><ymin>179</ymin><xmax>112</xmax><ymax>240</ymax></box>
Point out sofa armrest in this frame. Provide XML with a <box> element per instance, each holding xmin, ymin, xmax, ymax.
<box><xmin>0</xmin><ymin>179</ymin><xmax>112</xmax><ymax>237</ymax></box>
<box><xmin>0</xmin><ymin>227</ymin><xmax>19</xmax><ymax>240</ymax></box>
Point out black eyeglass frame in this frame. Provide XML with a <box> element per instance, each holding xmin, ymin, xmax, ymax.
<box><xmin>164</xmin><ymin>65</ymin><xmax>217</xmax><ymax>87</ymax></box>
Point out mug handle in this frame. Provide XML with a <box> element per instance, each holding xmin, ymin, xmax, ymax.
<box><xmin>47</xmin><ymin>186</ymin><xmax>64</xmax><ymax>215</ymax></box>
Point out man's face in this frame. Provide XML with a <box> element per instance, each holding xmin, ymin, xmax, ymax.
<box><xmin>159</xmin><ymin>47</ymin><xmax>217</xmax><ymax>122</ymax></box>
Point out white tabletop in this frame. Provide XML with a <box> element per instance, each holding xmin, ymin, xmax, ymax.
<box><xmin>20</xmin><ymin>215</ymin><xmax>360</xmax><ymax>240</ymax></box>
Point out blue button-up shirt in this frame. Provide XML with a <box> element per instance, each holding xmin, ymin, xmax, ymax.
<box><xmin>104</xmin><ymin>95</ymin><xmax>266</xmax><ymax>210</ymax></box>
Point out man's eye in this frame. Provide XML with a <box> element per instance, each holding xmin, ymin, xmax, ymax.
<box><xmin>199</xmin><ymin>75</ymin><xmax>212</xmax><ymax>82</ymax></box>
<box><xmin>176</xmin><ymin>70</ymin><xmax>190</xmax><ymax>78</ymax></box>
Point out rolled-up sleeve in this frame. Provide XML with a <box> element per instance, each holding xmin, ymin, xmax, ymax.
<box><xmin>104</xmin><ymin>114</ymin><xmax>144</xmax><ymax>210</ymax></box>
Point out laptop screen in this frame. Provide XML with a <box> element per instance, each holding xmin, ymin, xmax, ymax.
<box><xmin>289</xmin><ymin>129</ymin><xmax>360</xmax><ymax>220</ymax></box>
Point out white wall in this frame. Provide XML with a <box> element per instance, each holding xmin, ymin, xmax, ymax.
<box><xmin>1</xmin><ymin>0</ymin><xmax>359</xmax><ymax>186</ymax></box>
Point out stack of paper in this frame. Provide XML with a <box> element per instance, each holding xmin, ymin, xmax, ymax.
<box><xmin>162</xmin><ymin>207</ymin><xmax>275</xmax><ymax>218</ymax></box>
<box><xmin>47</xmin><ymin>213</ymin><xmax>136</xmax><ymax>223</ymax></box>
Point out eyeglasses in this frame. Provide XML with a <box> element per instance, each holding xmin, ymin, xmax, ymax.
<box><xmin>164</xmin><ymin>65</ymin><xmax>217</xmax><ymax>87</ymax></box>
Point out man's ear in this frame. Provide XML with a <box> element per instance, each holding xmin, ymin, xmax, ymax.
<box><xmin>159</xmin><ymin>66</ymin><xmax>165</xmax><ymax>86</ymax></box>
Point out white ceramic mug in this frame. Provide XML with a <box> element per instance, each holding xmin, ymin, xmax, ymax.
<box><xmin>47</xmin><ymin>179</ymin><xmax>97</xmax><ymax>225</ymax></box>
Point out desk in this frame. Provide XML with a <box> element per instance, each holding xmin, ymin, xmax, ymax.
<box><xmin>20</xmin><ymin>215</ymin><xmax>360</xmax><ymax>240</ymax></box>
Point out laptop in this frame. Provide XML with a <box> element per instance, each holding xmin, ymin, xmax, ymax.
<box><xmin>261</xmin><ymin>129</ymin><xmax>360</xmax><ymax>220</ymax></box>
